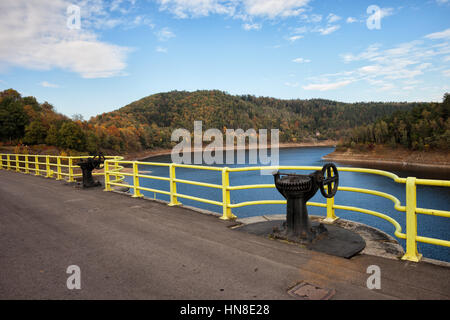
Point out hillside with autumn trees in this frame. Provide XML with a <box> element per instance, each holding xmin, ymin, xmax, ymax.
<box><xmin>342</xmin><ymin>93</ymin><xmax>449</xmax><ymax>151</ymax></box>
<box><xmin>0</xmin><ymin>88</ymin><xmax>446</xmax><ymax>156</ymax></box>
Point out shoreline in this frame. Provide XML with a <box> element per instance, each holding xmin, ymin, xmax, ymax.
<box><xmin>322</xmin><ymin>154</ymin><xmax>450</xmax><ymax>170</ymax></box>
<box><xmin>124</xmin><ymin>140</ymin><xmax>337</xmax><ymax>161</ymax></box>
<box><xmin>323</xmin><ymin>147</ymin><xmax>450</xmax><ymax>178</ymax></box>
<box><xmin>125</xmin><ymin>143</ymin><xmax>450</xmax><ymax>177</ymax></box>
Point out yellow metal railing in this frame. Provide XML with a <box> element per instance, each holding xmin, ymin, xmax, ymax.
<box><xmin>102</xmin><ymin>160</ymin><xmax>449</xmax><ymax>263</ymax></box>
<box><xmin>0</xmin><ymin>153</ymin><xmax>123</xmax><ymax>183</ymax></box>
<box><xmin>1</xmin><ymin>153</ymin><xmax>449</xmax><ymax>263</ymax></box>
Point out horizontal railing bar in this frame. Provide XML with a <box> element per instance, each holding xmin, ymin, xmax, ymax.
<box><xmin>416</xmin><ymin>235</ymin><xmax>450</xmax><ymax>247</ymax></box>
<box><xmin>109</xmin><ymin>182</ymin><xmax>132</xmax><ymax>188</ymax></box>
<box><xmin>333</xmin><ymin>204</ymin><xmax>405</xmax><ymax>239</ymax></box>
<box><xmin>136</xmin><ymin>174</ymin><xmax>170</xmax><ymax>181</ymax></box>
<box><xmin>415</xmin><ymin>179</ymin><xmax>450</xmax><ymax>187</ymax></box>
<box><xmin>174</xmin><ymin>192</ymin><xmax>223</xmax><ymax>206</ymax></box>
<box><xmin>416</xmin><ymin>208</ymin><xmax>450</xmax><ymax>218</ymax></box>
<box><xmin>173</xmin><ymin>163</ymin><xmax>223</xmax><ymax>171</ymax></box>
<box><xmin>135</xmin><ymin>161</ymin><xmax>171</xmax><ymax>167</ymax></box>
<box><xmin>227</xmin><ymin>184</ymin><xmax>406</xmax><ymax>212</ymax></box>
<box><xmin>108</xmin><ymin>171</ymin><xmax>134</xmax><ymax>177</ymax></box>
<box><xmin>339</xmin><ymin>186</ymin><xmax>405</xmax><ymax>212</ymax></box>
<box><xmin>137</xmin><ymin>186</ymin><xmax>171</xmax><ymax>196</ymax></box>
<box><xmin>228</xmin><ymin>200</ymin><xmax>327</xmax><ymax>209</ymax></box>
<box><xmin>228</xmin><ymin>184</ymin><xmax>275</xmax><ymax>191</ymax></box>
<box><xmin>227</xmin><ymin>166</ymin><xmax>406</xmax><ymax>183</ymax></box>
<box><xmin>173</xmin><ymin>178</ymin><xmax>222</xmax><ymax>189</ymax></box>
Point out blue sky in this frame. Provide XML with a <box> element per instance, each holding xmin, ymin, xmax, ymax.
<box><xmin>0</xmin><ymin>0</ymin><xmax>449</xmax><ymax>119</ymax></box>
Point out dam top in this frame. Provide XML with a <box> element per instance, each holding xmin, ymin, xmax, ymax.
<box><xmin>0</xmin><ymin>168</ymin><xmax>449</xmax><ymax>299</ymax></box>
<box><xmin>0</xmin><ymin>152</ymin><xmax>449</xmax><ymax>265</ymax></box>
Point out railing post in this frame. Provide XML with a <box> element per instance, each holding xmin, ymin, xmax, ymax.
<box><xmin>103</xmin><ymin>160</ymin><xmax>112</xmax><ymax>191</ymax></box>
<box><xmin>402</xmin><ymin>177</ymin><xmax>422</xmax><ymax>262</ymax></box>
<box><xmin>25</xmin><ymin>155</ymin><xmax>29</xmax><ymax>174</ymax></box>
<box><xmin>15</xmin><ymin>155</ymin><xmax>20</xmax><ymax>172</ymax></box>
<box><xmin>168</xmin><ymin>163</ymin><xmax>181</xmax><ymax>206</ymax></box>
<box><xmin>68</xmin><ymin>157</ymin><xmax>75</xmax><ymax>182</ymax></box>
<box><xmin>35</xmin><ymin>155</ymin><xmax>40</xmax><ymax>176</ymax></box>
<box><xmin>132</xmin><ymin>162</ymin><xmax>143</xmax><ymax>198</ymax></box>
<box><xmin>324</xmin><ymin>196</ymin><xmax>339</xmax><ymax>223</ymax></box>
<box><xmin>45</xmin><ymin>155</ymin><xmax>51</xmax><ymax>178</ymax></box>
<box><xmin>56</xmin><ymin>156</ymin><xmax>62</xmax><ymax>180</ymax></box>
<box><xmin>220</xmin><ymin>167</ymin><xmax>237</xmax><ymax>220</ymax></box>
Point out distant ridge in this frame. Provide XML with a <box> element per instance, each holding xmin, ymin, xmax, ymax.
<box><xmin>0</xmin><ymin>88</ymin><xmax>437</xmax><ymax>154</ymax></box>
<box><xmin>89</xmin><ymin>90</ymin><xmax>422</xmax><ymax>151</ymax></box>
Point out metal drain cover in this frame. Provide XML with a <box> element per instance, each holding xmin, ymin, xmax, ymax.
<box><xmin>288</xmin><ymin>281</ymin><xmax>335</xmax><ymax>300</ymax></box>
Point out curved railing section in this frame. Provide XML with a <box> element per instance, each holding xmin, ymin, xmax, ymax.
<box><xmin>1</xmin><ymin>153</ymin><xmax>449</xmax><ymax>263</ymax></box>
<box><xmin>0</xmin><ymin>153</ymin><xmax>123</xmax><ymax>182</ymax></box>
<box><xmin>102</xmin><ymin>161</ymin><xmax>448</xmax><ymax>263</ymax></box>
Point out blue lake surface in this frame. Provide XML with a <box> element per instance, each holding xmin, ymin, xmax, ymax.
<box><xmin>123</xmin><ymin>147</ymin><xmax>450</xmax><ymax>262</ymax></box>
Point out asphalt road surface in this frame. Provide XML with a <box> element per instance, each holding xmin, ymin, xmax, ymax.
<box><xmin>0</xmin><ymin>169</ymin><xmax>449</xmax><ymax>299</ymax></box>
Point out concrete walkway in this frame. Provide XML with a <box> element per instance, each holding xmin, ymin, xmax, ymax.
<box><xmin>0</xmin><ymin>169</ymin><xmax>449</xmax><ymax>300</ymax></box>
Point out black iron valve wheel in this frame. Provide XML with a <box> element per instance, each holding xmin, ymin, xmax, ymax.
<box><xmin>319</xmin><ymin>163</ymin><xmax>339</xmax><ymax>198</ymax></box>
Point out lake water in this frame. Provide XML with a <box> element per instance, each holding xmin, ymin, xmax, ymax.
<box><xmin>124</xmin><ymin>147</ymin><xmax>450</xmax><ymax>262</ymax></box>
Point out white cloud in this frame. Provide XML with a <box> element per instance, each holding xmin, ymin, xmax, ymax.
<box><xmin>242</xmin><ymin>23</ymin><xmax>261</xmax><ymax>31</ymax></box>
<box><xmin>157</xmin><ymin>0</ymin><xmax>310</xmax><ymax>19</ymax></box>
<box><xmin>327</xmin><ymin>13</ymin><xmax>341</xmax><ymax>24</ymax></box>
<box><xmin>425</xmin><ymin>28</ymin><xmax>450</xmax><ymax>40</ymax></box>
<box><xmin>74</xmin><ymin>0</ymin><xmax>152</xmax><ymax>30</ymax></box>
<box><xmin>358</xmin><ymin>65</ymin><xmax>381</xmax><ymax>74</ymax></box>
<box><xmin>40</xmin><ymin>81</ymin><xmax>60</xmax><ymax>88</ymax></box>
<box><xmin>287</xmin><ymin>35</ymin><xmax>303</xmax><ymax>42</ymax></box>
<box><xmin>298</xmin><ymin>13</ymin><xmax>322</xmax><ymax>23</ymax></box>
<box><xmin>292</xmin><ymin>26</ymin><xmax>308</xmax><ymax>34</ymax></box>
<box><xmin>346</xmin><ymin>17</ymin><xmax>357</xmax><ymax>23</ymax></box>
<box><xmin>292</xmin><ymin>57</ymin><xmax>310</xmax><ymax>63</ymax></box>
<box><xmin>157</xmin><ymin>0</ymin><xmax>236</xmax><ymax>18</ymax></box>
<box><xmin>243</xmin><ymin>0</ymin><xmax>310</xmax><ymax>18</ymax></box>
<box><xmin>0</xmin><ymin>0</ymin><xmax>131</xmax><ymax>78</ymax></box>
<box><xmin>155</xmin><ymin>27</ymin><xmax>176</xmax><ymax>41</ymax></box>
<box><xmin>379</xmin><ymin>7</ymin><xmax>395</xmax><ymax>19</ymax></box>
<box><xmin>156</xmin><ymin>46</ymin><xmax>168</xmax><ymax>53</ymax></box>
<box><xmin>316</xmin><ymin>25</ymin><xmax>340</xmax><ymax>35</ymax></box>
<box><xmin>305</xmin><ymin>34</ymin><xmax>450</xmax><ymax>94</ymax></box>
<box><xmin>443</xmin><ymin>69</ymin><xmax>450</xmax><ymax>77</ymax></box>
<box><xmin>303</xmin><ymin>80</ymin><xmax>353</xmax><ymax>91</ymax></box>
<box><xmin>285</xmin><ymin>81</ymin><xmax>299</xmax><ymax>87</ymax></box>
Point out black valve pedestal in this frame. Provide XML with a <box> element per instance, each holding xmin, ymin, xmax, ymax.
<box><xmin>78</xmin><ymin>154</ymin><xmax>105</xmax><ymax>188</ymax></box>
<box><xmin>273</xmin><ymin>163</ymin><xmax>339</xmax><ymax>243</ymax></box>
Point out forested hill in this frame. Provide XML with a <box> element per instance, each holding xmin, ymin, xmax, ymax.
<box><xmin>0</xmin><ymin>88</ymin><xmax>440</xmax><ymax>154</ymax></box>
<box><xmin>90</xmin><ymin>90</ymin><xmax>422</xmax><ymax>150</ymax></box>
<box><xmin>344</xmin><ymin>93</ymin><xmax>449</xmax><ymax>151</ymax></box>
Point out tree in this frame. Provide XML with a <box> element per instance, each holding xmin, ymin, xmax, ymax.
<box><xmin>58</xmin><ymin>122</ymin><xmax>86</xmax><ymax>151</ymax></box>
<box><xmin>0</xmin><ymin>97</ymin><xmax>29</xmax><ymax>141</ymax></box>
<box><xmin>85</xmin><ymin>132</ymin><xmax>99</xmax><ymax>154</ymax></box>
<box><xmin>45</xmin><ymin>124</ymin><xmax>59</xmax><ymax>146</ymax></box>
<box><xmin>23</xmin><ymin>121</ymin><xmax>47</xmax><ymax>145</ymax></box>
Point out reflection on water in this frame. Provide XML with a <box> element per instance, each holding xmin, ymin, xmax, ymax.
<box><xmin>126</xmin><ymin>147</ymin><xmax>449</xmax><ymax>262</ymax></box>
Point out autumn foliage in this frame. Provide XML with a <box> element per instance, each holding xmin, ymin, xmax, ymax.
<box><xmin>1</xmin><ymin>88</ymin><xmax>447</xmax><ymax>154</ymax></box>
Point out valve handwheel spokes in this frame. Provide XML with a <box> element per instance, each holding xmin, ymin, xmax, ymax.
<box><xmin>319</xmin><ymin>163</ymin><xmax>339</xmax><ymax>198</ymax></box>
<box><xmin>93</xmin><ymin>153</ymin><xmax>105</xmax><ymax>169</ymax></box>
